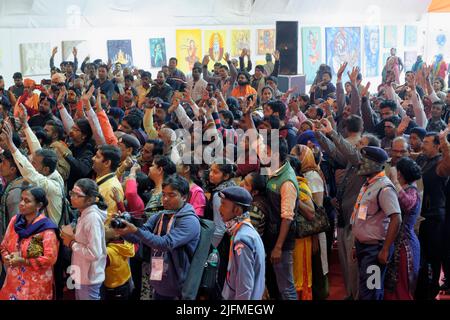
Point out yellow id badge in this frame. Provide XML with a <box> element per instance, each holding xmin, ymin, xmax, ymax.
<box><xmin>358</xmin><ymin>205</ymin><xmax>368</xmax><ymax>221</ymax></box>
<box><xmin>150</xmin><ymin>257</ymin><xmax>164</xmax><ymax>281</ymax></box>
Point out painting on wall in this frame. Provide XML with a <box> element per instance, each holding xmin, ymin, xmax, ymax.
<box><xmin>231</xmin><ymin>29</ymin><xmax>251</xmax><ymax>57</ymax></box>
<box><xmin>107</xmin><ymin>40</ymin><xmax>133</xmax><ymax>68</ymax></box>
<box><xmin>176</xmin><ymin>29</ymin><xmax>202</xmax><ymax>73</ymax></box>
<box><xmin>384</xmin><ymin>25</ymin><xmax>398</xmax><ymax>49</ymax></box>
<box><xmin>364</xmin><ymin>26</ymin><xmax>380</xmax><ymax>77</ymax></box>
<box><xmin>404</xmin><ymin>51</ymin><xmax>417</xmax><ymax>71</ymax></box>
<box><xmin>302</xmin><ymin>27</ymin><xmax>322</xmax><ymax>84</ymax></box>
<box><xmin>404</xmin><ymin>25</ymin><xmax>418</xmax><ymax>47</ymax></box>
<box><xmin>62</xmin><ymin>40</ymin><xmax>89</xmax><ymax>62</ymax></box>
<box><xmin>257</xmin><ymin>29</ymin><xmax>275</xmax><ymax>55</ymax></box>
<box><xmin>149</xmin><ymin>38</ymin><xmax>167</xmax><ymax>68</ymax></box>
<box><xmin>325</xmin><ymin>27</ymin><xmax>361</xmax><ymax>80</ymax></box>
<box><xmin>429</xmin><ymin>31</ymin><xmax>450</xmax><ymax>62</ymax></box>
<box><xmin>20</xmin><ymin>42</ymin><xmax>51</xmax><ymax>76</ymax></box>
<box><xmin>204</xmin><ymin>30</ymin><xmax>226</xmax><ymax>69</ymax></box>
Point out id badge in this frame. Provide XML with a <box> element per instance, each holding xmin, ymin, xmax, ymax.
<box><xmin>150</xmin><ymin>257</ymin><xmax>164</xmax><ymax>281</ymax></box>
<box><xmin>358</xmin><ymin>205</ymin><xmax>368</xmax><ymax>221</ymax></box>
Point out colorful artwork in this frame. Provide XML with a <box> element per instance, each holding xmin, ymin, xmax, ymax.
<box><xmin>404</xmin><ymin>25</ymin><xmax>418</xmax><ymax>47</ymax></box>
<box><xmin>149</xmin><ymin>38</ymin><xmax>167</xmax><ymax>68</ymax></box>
<box><xmin>325</xmin><ymin>27</ymin><xmax>361</xmax><ymax>80</ymax></box>
<box><xmin>257</xmin><ymin>29</ymin><xmax>275</xmax><ymax>55</ymax></box>
<box><xmin>404</xmin><ymin>51</ymin><xmax>417</xmax><ymax>71</ymax></box>
<box><xmin>302</xmin><ymin>27</ymin><xmax>322</xmax><ymax>85</ymax></box>
<box><xmin>107</xmin><ymin>40</ymin><xmax>133</xmax><ymax>68</ymax></box>
<box><xmin>364</xmin><ymin>26</ymin><xmax>380</xmax><ymax>77</ymax></box>
<box><xmin>20</xmin><ymin>42</ymin><xmax>51</xmax><ymax>76</ymax></box>
<box><xmin>384</xmin><ymin>26</ymin><xmax>398</xmax><ymax>49</ymax></box>
<box><xmin>62</xmin><ymin>40</ymin><xmax>89</xmax><ymax>62</ymax></box>
<box><xmin>176</xmin><ymin>29</ymin><xmax>202</xmax><ymax>73</ymax></box>
<box><xmin>204</xmin><ymin>30</ymin><xmax>226</xmax><ymax>70</ymax></box>
<box><xmin>231</xmin><ymin>30</ymin><xmax>251</xmax><ymax>57</ymax></box>
<box><xmin>429</xmin><ymin>30</ymin><xmax>450</xmax><ymax>64</ymax></box>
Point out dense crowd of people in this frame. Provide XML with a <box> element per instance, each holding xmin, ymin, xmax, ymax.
<box><xmin>0</xmin><ymin>43</ymin><xmax>449</xmax><ymax>301</ymax></box>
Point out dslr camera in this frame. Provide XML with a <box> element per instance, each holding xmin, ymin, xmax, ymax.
<box><xmin>110</xmin><ymin>212</ymin><xmax>132</xmax><ymax>229</ymax></box>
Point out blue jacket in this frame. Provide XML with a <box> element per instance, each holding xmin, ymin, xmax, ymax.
<box><xmin>222</xmin><ymin>222</ymin><xmax>266</xmax><ymax>300</ymax></box>
<box><xmin>123</xmin><ymin>203</ymin><xmax>200</xmax><ymax>298</ymax></box>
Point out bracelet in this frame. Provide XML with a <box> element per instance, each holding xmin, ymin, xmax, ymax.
<box><xmin>69</xmin><ymin>240</ymin><xmax>76</xmax><ymax>248</ymax></box>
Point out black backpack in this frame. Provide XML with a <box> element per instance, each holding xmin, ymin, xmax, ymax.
<box><xmin>181</xmin><ymin>214</ymin><xmax>217</xmax><ymax>300</ymax></box>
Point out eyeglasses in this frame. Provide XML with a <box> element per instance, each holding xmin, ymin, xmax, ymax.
<box><xmin>69</xmin><ymin>191</ymin><xmax>86</xmax><ymax>198</ymax></box>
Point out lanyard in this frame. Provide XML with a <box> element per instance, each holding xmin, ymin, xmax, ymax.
<box><xmin>226</xmin><ymin>219</ymin><xmax>252</xmax><ymax>282</ymax></box>
<box><xmin>156</xmin><ymin>214</ymin><xmax>175</xmax><ymax>236</ymax></box>
<box><xmin>351</xmin><ymin>171</ymin><xmax>386</xmax><ymax>224</ymax></box>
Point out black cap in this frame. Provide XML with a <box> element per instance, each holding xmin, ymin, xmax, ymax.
<box><xmin>361</xmin><ymin>146</ymin><xmax>389</xmax><ymax>164</ymax></box>
<box><xmin>13</xmin><ymin>72</ymin><xmax>22</xmax><ymax>80</ymax></box>
<box><xmin>410</xmin><ymin>127</ymin><xmax>427</xmax><ymax>140</ymax></box>
<box><xmin>219</xmin><ymin>186</ymin><xmax>253</xmax><ymax>207</ymax></box>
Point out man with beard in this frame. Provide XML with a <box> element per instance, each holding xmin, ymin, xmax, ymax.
<box><xmin>415</xmin><ymin>133</ymin><xmax>449</xmax><ymax>300</ymax></box>
<box><xmin>56</xmin><ymin>99</ymin><xmax>95</xmax><ymax>192</ymax></box>
<box><xmin>136</xmin><ymin>72</ymin><xmax>152</xmax><ymax>108</ymax></box>
<box><xmin>380</xmin><ymin>117</ymin><xmax>400</xmax><ymax>151</ymax></box>
<box><xmin>28</xmin><ymin>95</ymin><xmax>59</xmax><ymax>128</ymax></box>
<box><xmin>202</xmin><ymin>53</ymin><xmax>237</xmax><ymax>95</ymax></box>
<box><xmin>351</xmin><ymin>146</ymin><xmax>401</xmax><ymax>300</ymax></box>
<box><xmin>230</xmin><ymin>71</ymin><xmax>257</xmax><ymax>99</ymax></box>
<box><xmin>64</xmin><ymin>87</ymin><xmax>82</xmax><ymax>118</ymax></box>
<box><xmin>148</xmin><ymin>71</ymin><xmax>173</xmax><ymax>103</ymax></box>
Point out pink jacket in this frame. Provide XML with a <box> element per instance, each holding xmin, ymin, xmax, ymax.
<box><xmin>188</xmin><ymin>184</ymin><xmax>206</xmax><ymax>217</ymax></box>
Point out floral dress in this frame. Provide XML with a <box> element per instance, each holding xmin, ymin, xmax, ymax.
<box><xmin>0</xmin><ymin>215</ymin><xmax>59</xmax><ymax>300</ymax></box>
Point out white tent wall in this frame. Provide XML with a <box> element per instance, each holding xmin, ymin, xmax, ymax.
<box><xmin>0</xmin><ymin>0</ymin><xmax>432</xmax><ymax>88</ymax></box>
<box><xmin>424</xmin><ymin>13</ymin><xmax>450</xmax><ymax>64</ymax></box>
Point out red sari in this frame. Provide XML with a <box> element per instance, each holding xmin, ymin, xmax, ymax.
<box><xmin>0</xmin><ymin>215</ymin><xmax>59</xmax><ymax>300</ymax></box>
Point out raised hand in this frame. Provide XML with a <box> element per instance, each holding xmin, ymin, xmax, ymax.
<box><xmin>181</xmin><ymin>88</ymin><xmax>192</xmax><ymax>102</ymax></box>
<box><xmin>240</xmin><ymin>49</ymin><xmax>247</xmax><ymax>58</ymax></box>
<box><xmin>318</xmin><ymin>118</ymin><xmax>333</xmax><ymax>134</ymax></box>
<box><xmin>57</xmin><ymin>86</ymin><xmax>67</xmax><ymax>106</ymax></box>
<box><xmin>52</xmin><ymin>46</ymin><xmax>58</xmax><ymax>57</ymax></box>
<box><xmin>361</xmin><ymin>82</ymin><xmax>371</xmax><ymax>97</ymax></box>
<box><xmin>273</xmin><ymin>50</ymin><xmax>280</xmax><ymax>61</ymax></box>
<box><xmin>111</xmin><ymin>187</ymin><xmax>122</xmax><ymax>204</ymax></box>
<box><xmin>337</xmin><ymin>62</ymin><xmax>348</xmax><ymax>81</ymax></box>
<box><xmin>224</xmin><ymin>52</ymin><xmax>230</xmax><ymax>62</ymax></box>
<box><xmin>201</xmin><ymin>88</ymin><xmax>210</xmax><ymax>101</ymax></box>
<box><xmin>221</xmin><ymin>81</ymin><xmax>231</xmax><ymax>96</ymax></box>
<box><xmin>18</xmin><ymin>104</ymin><xmax>28</xmax><ymax>126</ymax></box>
<box><xmin>1</xmin><ymin>118</ymin><xmax>15</xmax><ymax>151</ymax></box>
<box><xmin>202</xmin><ymin>55</ymin><xmax>210</xmax><ymax>66</ymax></box>
<box><xmin>72</xmin><ymin>47</ymin><xmax>78</xmax><ymax>57</ymax></box>
<box><xmin>348</xmin><ymin>66</ymin><xmax>360</xmax><ymax>85</ymax></box>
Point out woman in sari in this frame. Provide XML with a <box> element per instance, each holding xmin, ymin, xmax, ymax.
<box><xmin>0</xmin><ymin>187</ymin><xmax>59</xmax><ymax>300</ymax></box>
<box><xmin>291</xmin><ymin>144</ymin><xmax>329</xmax><ymax>300</ymax></box>
<box><xmin>288</xmin><ymin>156</ymin><xmax>315</xmax><ymax>300</ymax></box>
<box><xmin>385</xmin><ymin>157</ymin><xmax>422</xmax><ymax>300</ymax></box>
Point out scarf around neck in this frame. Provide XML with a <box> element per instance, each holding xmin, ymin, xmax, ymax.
<box><xmin>14</xmin><ymin>213</ymin><xmax>58</xmax><ymax>241</ymax></box>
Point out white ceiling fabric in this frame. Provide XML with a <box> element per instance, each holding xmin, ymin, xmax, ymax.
<box><xmin>0</xmin><ymin>0</ymin><xmax>432</xmax><ymax>28</ymax></box>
